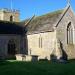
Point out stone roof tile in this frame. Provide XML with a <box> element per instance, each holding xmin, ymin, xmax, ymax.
<box><xmin>25</xmin><ymin>9</ymin><xmax>63</xmax><ymax>34</ymax></box>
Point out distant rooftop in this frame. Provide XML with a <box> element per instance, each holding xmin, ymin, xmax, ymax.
<box><xmin>0</xmin><ymin>20</ymin><xmax>23</xmax><ymax>35</ymax></box>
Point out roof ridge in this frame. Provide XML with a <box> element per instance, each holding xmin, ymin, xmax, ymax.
<box><xmin>34</xmin><ymin>9</ymin><xmax>64</xmax><ymax>19</ymax></box>
<box><xmin>55</xmin><ymin>5</ymin><xmax>70</xmax><ymax>27</ymax></box>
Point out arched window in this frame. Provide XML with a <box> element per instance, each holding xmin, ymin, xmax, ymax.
<box><xmin>67</xmin><ymin>22</ymin><xmax>73</xmax><ymax>44</ymax></box>
<box><xmin>10</xmin><ymin>15</ymin><xmax>13</xmax><ymax>22</ymax></box>
<box><xmin>8</xmin><ymin>40</ymin><xmax>16</xmax><ymax>55</ymax></box>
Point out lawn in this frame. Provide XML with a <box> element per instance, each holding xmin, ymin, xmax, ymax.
<box><xmin>0</xmin><ymin>60</ymin><xmax>75</xmax><ymax>75</ymax></box>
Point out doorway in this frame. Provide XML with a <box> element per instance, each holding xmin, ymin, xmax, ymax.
<box><xmin>8</xmin><ymin>40</ymin><xmax>16</xmax><ymax>55</ymax></box>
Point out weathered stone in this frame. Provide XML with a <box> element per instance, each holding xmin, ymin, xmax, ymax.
<box><xmin>0</xmin><ymin>5</ymin><xmax>75</xmax><ymax>61</ymax></box>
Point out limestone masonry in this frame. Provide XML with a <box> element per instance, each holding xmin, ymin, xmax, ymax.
<box><xmin>0</xmin><ymin>5</ymin><xmax>75</xmax><ymax>61</ymax></box>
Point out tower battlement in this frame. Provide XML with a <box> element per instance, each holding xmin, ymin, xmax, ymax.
<box><xmin>0</xmin><ymin>8</ymin><xmax>19</xmax><ymax>13</ymax></box>
<box><xmin>0</xmin><ymin>8</ymin><xmax>20</xmax><ymax>22</ymax></box>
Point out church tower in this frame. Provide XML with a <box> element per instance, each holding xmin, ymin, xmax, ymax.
<box><xmin>0</xmin><ymin>8</ymin><xmax>20</xmax><ymax>22</ymax></box>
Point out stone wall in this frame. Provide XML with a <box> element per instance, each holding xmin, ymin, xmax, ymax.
<box><xmin>0</xmin><ymin>10</ymin><xmax>19</xmax><ymax>22</ymax></box>
<box><xmin>27</xmin><ymin>31</ymin><xmax>56</xmax><ymax>60</ymax></box>
<box><xmin>0</xmin><ymin>11</ymin><xmax>4</xmax><ymax>20</ymax></box>
<box><xmin>3</xmin><ymin>11</ymin><xmax>20</xmax><ymax>22</ymax></box>
<box><xmin>56</xmin><ymin>6</ymin><xmax>75</xmax><ymax>59</ymax></box>
<box><xmin>0</xmin><ymin>34</ymin><xmax>21</xmax><ymax>59</ymax></box>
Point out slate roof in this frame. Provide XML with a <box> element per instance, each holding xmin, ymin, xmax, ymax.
<box><xmin>0</xmin><ymin>8</ymin><xmax>68</xmax><ymax>35</ymax></box>
<box><xmin>25</xmin><ymin>9</ymin><xmax>64</xmax><ymax>34</ymax></box>
<box><xmin>0</xmin><ymin>21</ymin><xmax>23</xmax><ymax>35</ymax></box>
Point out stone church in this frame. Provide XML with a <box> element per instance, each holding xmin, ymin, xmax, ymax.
<box><xmin>0</xmin><ymin>4</ymin><xmax>75</xmax><ymax>61</ymax></box>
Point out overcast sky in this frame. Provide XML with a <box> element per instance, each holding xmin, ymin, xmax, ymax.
<box><xmin>0</xmin><ymin>0</ymin><xmax>75</xmax><ymax>20</ymax></box>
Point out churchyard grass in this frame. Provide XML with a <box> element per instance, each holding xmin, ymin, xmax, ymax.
<box><xmin>0</xmin><ymin>60</ymin><xmax>75</xmax><ymax>75</ymax></box>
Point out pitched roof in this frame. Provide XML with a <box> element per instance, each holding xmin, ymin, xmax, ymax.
<box><xmin>25</xmin><ymin>9</ymin><xmax>64</xmax><ymax>34</ymax></box>
<box><xmin>0</xmin><ymin>20</ymin><xmax>23</xmax><ymax>35</ymax></box>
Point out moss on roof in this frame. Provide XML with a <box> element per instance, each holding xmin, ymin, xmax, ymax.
<box><xmin>0</xmin><ymin>9</ymin><xmax>64</xmax><ymax>34</ymax></box>
<box><xmin>36</xmin><ymin>9</ymin><xmax>63</xmax><ymax>19</ymax></box>
<box><xmin>25</xmin><ymin>9</ymin><xmax>63</xmax><ymax>34</ymax></box>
